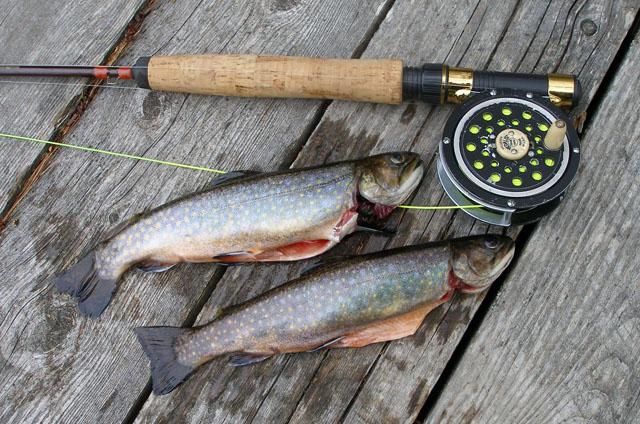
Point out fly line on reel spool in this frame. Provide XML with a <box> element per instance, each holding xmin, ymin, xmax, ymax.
<box><xmin>437</xmin><ymin>90</ymin><xmax>581</xmax><ymax>226</ymax></box>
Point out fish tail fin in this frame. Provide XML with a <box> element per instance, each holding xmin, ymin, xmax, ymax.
<box><xmin>55</xmin><ymin>253</ymin><xmax>118</xmax><ymax>318</ymax></box>
<box><xmin>134</xmin><ymin>326</ymin><xmax>197</xmax><ymax>395</ymax></box>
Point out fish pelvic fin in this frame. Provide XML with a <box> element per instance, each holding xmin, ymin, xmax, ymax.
<box><xmin>134</xmin><ymin>326</ymin><xmax>196</xmax><ymax>395</ymax></box>
<box><xmin>136</xmin><ymin>259</ymin><xmax>177</xmax><ymax>274</ymax></box>
<box><xmin>55</xmin><ymin>253</ymin><xmax>118</xmax><ymax>318</ymax></box>
<box><xmin>229</xmin><ymin>352</ymin><xmax>272</xmax><ymax>367</ymax></box>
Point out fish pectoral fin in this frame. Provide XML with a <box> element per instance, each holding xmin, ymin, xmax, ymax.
<box><xmin>210</xmin><ymin>170</ymin><xmax>261</xmax><ymax>188</ymax></box>
<box><xmin>330</xmin><ymin>301</ymin><xmax>445</xmax><ymax>349</ymax></box>
<box><xmin>354</xmin><ymin>224</ymin><xmax>396</xmax><ymax>236</ymax></box>
<box><xmin>136</xmin><ymin>260</ymin><xmax>177</xmax><ymax>273</ymax></box>
<box><xmin>306</xmin><ymin>336</ymin><xmax>344</xmax><ymax>352</ymax></box>
<box><xmin>355</xmin><ymin>208</ymin><xmax>397</xmax><ymax>234</ymax></box>
<box><xmin>300</xmin><ymin>256</ymin><xmax>350</xmax><ymax>277</ymax></box>
<box><xmin>229</xmin><ymin>352</ymin><xmax>273</xmax><ymax>367</ymax></box>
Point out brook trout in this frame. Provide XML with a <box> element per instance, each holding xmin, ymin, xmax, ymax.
<box><xmin>136</xmin><ymin>234</ymin><xmax>514</xmax><ymax>395</ymax></box>
<box><xmin>56</xmin><ymin>153</ymin><xmax>423</xmax><ymax>317</ymax></box>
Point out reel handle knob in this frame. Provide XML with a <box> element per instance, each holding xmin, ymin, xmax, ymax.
<box><xmin>544</xmin><ymin>120</ymin><xmax>568</xmax><ymax>151</ymax></box>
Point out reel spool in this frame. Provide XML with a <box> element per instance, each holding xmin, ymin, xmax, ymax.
<box><xmin>437</xmin><ymin>89</ymin><xmax>580</xmax><ymax>226</ymax></box>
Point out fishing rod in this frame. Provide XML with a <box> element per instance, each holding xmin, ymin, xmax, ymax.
<box><xmin>0</xmin><ymin>54</ymin><xmax>583</xmax><ymax>226</ymax></box>
<box><xmin>0</xmin><ymin>54</ymin><xmax>580</xmax><ymax>108</ymax></box>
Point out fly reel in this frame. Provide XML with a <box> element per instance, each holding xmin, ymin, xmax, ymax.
<box><xmin>437</xmin><ymin>90</ymin><xmax>580</xmax><ymax>226</ymax></box>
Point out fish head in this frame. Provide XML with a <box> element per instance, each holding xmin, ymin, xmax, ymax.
<box><xmin>358</xmin><ymin>152</ymin><xmax>424</xmax><ymax>207</ymax></box>
<box><xmin>450</xmin><ymin>235</ymin><xmax>515</xmax><ymax>293</ymax></box>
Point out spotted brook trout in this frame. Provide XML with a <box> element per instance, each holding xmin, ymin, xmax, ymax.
<box><xmin>56</xmin><ymin>153</ymin><xmax>423</xmax><ymax>318</ymax></box>
<box><xmin>135</xmin><ymin>234</ymin><xmax>514</xmax><ymax>395</ymax></box>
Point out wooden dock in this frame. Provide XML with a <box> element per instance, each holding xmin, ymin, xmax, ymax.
<box><xmin>1</xmin><ymin>1</ymin><xmax>638</xmax><ymax>422</ymax></box>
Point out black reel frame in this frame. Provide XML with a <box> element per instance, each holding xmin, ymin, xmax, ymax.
<box><xmin>437</xmin><ymin>89</ymin><xmax>581</xmax><ymax>226</ymax></box>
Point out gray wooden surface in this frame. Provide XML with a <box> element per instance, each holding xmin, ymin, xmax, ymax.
<box><xmin>0</xmin><ymin>1</ymin><xmax>638</xmax><ymax>423</ymax></box>
<box><xmin>424</xmin><ymin>34</ymin><xmax>640</xmax><ymax>424</ymax></box>
<box><xmin>0</xmin><ymin>0</ymin><xmax>147</xmax><ymax>214</ymax></box>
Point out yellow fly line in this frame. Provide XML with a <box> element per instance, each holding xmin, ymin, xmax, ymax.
<box><xmin>0</xmin><ymin>132</ymin><xmax>483</xmax><ymax>210</ymax></box>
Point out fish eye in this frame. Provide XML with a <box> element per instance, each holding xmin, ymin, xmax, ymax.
<box><xmin>484</xmin><ymin>236</ymin><xmax>500</xmax><ymax>249</ymax></box>
<box><xmin>390</xmin><ymin>153</ymin><xmax>404</xmax><ymax>164</ymax></box>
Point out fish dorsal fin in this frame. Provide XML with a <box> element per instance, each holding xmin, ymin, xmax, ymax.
<box><xmin>210</xmin><ymin>170</ymin><xmax>260</xmax><ymax>188</ymax></box>
<box><xmin>299</xmin><ymin>255</ymin><xmax>350</xmax><ymax>277</ymax></box>
<box><xmin>330</xmin><ymin>301</ymin><xmax>446</xmax><ymax>349</ymax></box>
<box><xmin>215</xmin><ymin>302</ymin><xmax>241</xmax><ymax>319</ymax></box>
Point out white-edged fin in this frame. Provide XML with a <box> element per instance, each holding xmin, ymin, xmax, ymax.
<box><xmin>306</xmin><ymin>336</ymin><xmax>344</xmax><ymax>352</ymax></box>
<box><xmin>300</xmin><ymin>256</ymin><xmax>349</xmax><ymax>277</ymax></box>
<box><xmin>55</xmin><ymin>252</ymin><xmax>118</xmax><ymax>318</ymax></box>
<box><xmin>210</xmin><ymin>170</ymin><xmax>260</xmax><ymax>188</ymax></box>
<box><xmin>134</xmin><ymin>326</ymin><xmax>196</xmax><ymax>395</ymax></box>
<box><xmin>355</xmin><ymin>224</ymin><xmax>395</xmax><ymax>235</ymax></box>
<box><xmin>229</xmin><ymin>352</ymin><xmax>272</xmax><ymax>367</ymax></box>
<box><xmin>136</xmin><ymin>260</ymin><xmax>176</xmax><ymax>273</ymax></box>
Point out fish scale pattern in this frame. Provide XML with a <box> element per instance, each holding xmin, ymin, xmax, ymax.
<box><xmin>177</xmin><ymin>245</ymin><xmax>452</xmax><ymax>364</ymax></box>
<box><xmin>94</xmin><ymin>163</ymin><xmax>357</xmax><ymax>279</ymax></box>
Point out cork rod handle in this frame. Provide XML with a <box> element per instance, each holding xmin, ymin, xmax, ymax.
<box><xmin>142</xmin><ymin>55</ymin><xmax>404</xmax><ymax>104</ymax></box>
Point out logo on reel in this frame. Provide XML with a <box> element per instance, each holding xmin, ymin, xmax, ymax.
<box><xmin>496</xmin><ymin>129</ymin><xmax>529</xmax><ymax>160</ymax></box>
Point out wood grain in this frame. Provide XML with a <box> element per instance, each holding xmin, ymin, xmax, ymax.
<box><xmin>0</xmin><ymin>0</ymin><xmax>637</xmax><ymax>423</ymax></box>
<box><xmin>0</xmin><ymin>0</ymin><xmax>146</xmax><ymax>214</ymax></box>
<box><xmin>147</xmin><ymin>55</ymin><xmax>403</xmax><ymax>103</ymax></box>
<box><xmin>0</xmin><ymin>0</ymin><xmax>394</xmax><ymax>422</ymax></box>
<box><xmin>135</xmin><ymin>1</ymin><xmax>638</xmax><ymax>423</ymax></box>
<box><xmin>425</xmin><ymin>32</ymin><xmax>640</xmax><ymax>424</ymax></box>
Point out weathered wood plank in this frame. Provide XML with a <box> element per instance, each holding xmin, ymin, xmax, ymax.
<box><xmin>336</xmin><ymin>2</ymin><xmax>640</xmax><ymax>422</ymax></box>
<box><xmin>135</xmin><ymin>1</ymin><xmax>638</xmax><ymax>423</ymax></box>
<box><xmin>0</xmin><ymin>0</ymin><xmax>147</xmax><ymax>213</ymax></box>
<box><xmin>0</xmin><ymin>1</ymin><xmax>392</xmax><ymax>422</ymax></box>
<box><xmin>425</xmin><ymin>31</ymin><xmax>640</xmax><ymax>424</ymax></box>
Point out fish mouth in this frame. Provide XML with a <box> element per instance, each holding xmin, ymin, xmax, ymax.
<box><xmin>389</xmin><ymin>157</ymin><xmax>424</xmax><ymax>206</ymax></box>
<box><xmin>399</xmin><ymin>158</ymin><xmax>424</xmax><ymax>197</ymax></box>
<box><xmin>453</xmin><ymin>241</ymin><xmax>515</xmax><ymax>293</ymax></box>
<box><xmin>356</xmin><ymin>154</ymin><xmax>424</xmax><ymax>220</ymax></box>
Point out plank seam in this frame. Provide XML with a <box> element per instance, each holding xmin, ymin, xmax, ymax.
<box><xmin>336</xmin><ymin>343</ymin><xmax>390</xmax><ymax>424</ymax></box>
<box><xmin>482</xmin><ymin>0</ymin><xmax>521</xmax><ymax>69</ymax></box>
<box><xmin>581</xmin><ymin>5</ymin><xmax>640</xmax><ymax>135</ymax></box>
<box><xmin>414</xmin><ymin>222</ymin><xmax>537</xmax><ymax>423</ymax></box>
<box><xmin>121</xmin><ymin>266</ymin><xmax>228</xmax><ymax>424</ymax></box>
<box><xmin>247</xmin><ymin>356</ymin><xmax>294</xmax><ymax>424</ymax></box>
<box><xmin>0</xmin><ymin>0</ymin><xmax>158</xmax><ymax>236</ymax></box>
<box><xmin>281</xmin><ymin>351</ymin><xmax>332</xmax><ymax>424</ymax></box>
<box><xmin>154</xmin><ymin>0</ymin><xmax>207</xmax><ymax>56</ymax></box>
<box><xmin>515</xmin><ymin>1</ymin><xmax>553</xmax><ymax>72</ymax></box>
<box><xmin>350</xmin><ymin>0</ymin><xmax>396</xmax><ymax>60</ymax></box>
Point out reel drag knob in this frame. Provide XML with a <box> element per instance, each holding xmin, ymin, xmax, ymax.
<box><xmin>437</xmin><ymin>90</ymin><xmax>580</xmax><ymax>226</ymax></box>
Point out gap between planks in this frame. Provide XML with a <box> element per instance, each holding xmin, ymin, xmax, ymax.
<box><xmin>414</xmin><ymin>8</ymin><xmax>640</xmax><ymax>423</ymax></box>
<box><xmin>120</xmin><ymin>1</ymin><xmax>398</xmax><ymax>422</ymax></box>
<box><xmin>0</xmin><ymin>0</ymin><xmax>158</xmax><ymax>234</ymax></box>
